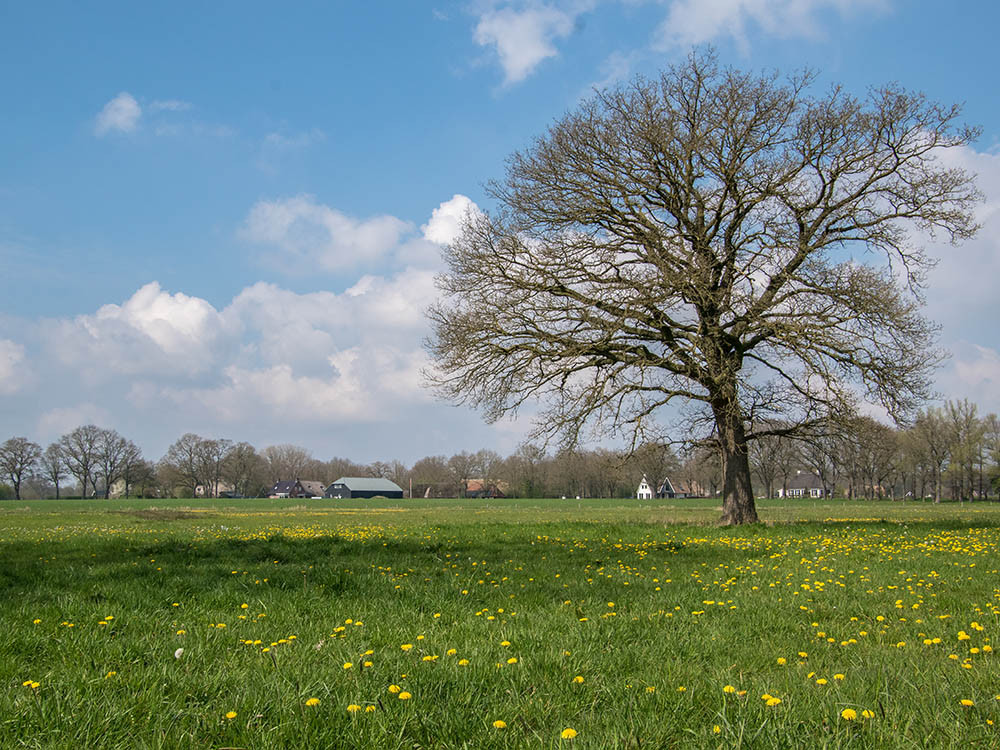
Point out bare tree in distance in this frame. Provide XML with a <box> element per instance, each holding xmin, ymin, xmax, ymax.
<box><xmin>427</xmin><ymin>50</ymin><xmax>981</xmax><ymax>524</ymax></box>
<box><xmin>223</xmin><ymin>442</ymin><xmax>267</xmax><ymax>497</ymax></box>
<box><xmin>0</xmin><ymin>437</ymin><xmax>42</xmax><ymax>501</ymax></box>
<box><xmin>118</xmin><ymin>440</ymin><xmax>144</xmax><ymax>498</ymax></box>
<box><xmin>59</xmin><ymin>425</ymin><xmax>101</xmax><ymax>498</ymax></box>
<box><xmin>40</xmin><ymin>443</ymin><xmax>67</xmax><ymax>499</ymax></box>
<box><xmin>263</xmin><ymin>444</ymin><xmax>312</xmax><ymax>483</ymax></box>
<box><xmin>95</xmin><ymin>427</ymin><xmax>129</xmax><ymax>498</ymax></box>
<box><xmin>161</xmin><ymin>433</ymin><xmax>206</xmax><ymax>498</ymax></box>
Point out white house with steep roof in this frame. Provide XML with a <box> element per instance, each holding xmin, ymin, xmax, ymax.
<box><xmin>636</xmin><ymin>474</ymin><xmax>654</xmax><ymax>500</ymax></box>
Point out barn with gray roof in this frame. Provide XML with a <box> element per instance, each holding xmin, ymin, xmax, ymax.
<box><xmin>324</xmin><ymin>477</ymin><xmax>404</xmax><ymax>499</ymax></box>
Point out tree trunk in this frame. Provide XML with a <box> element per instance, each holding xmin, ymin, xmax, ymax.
<box><xmin>716</xmin><ymin>406</ymin><xmax>759</xmax><ymax>525</ymax></box>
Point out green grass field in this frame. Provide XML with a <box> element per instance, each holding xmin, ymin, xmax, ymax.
<box><xmin>2</xmin><ymin>497</ymin><xmax>999</xmax><ymax>748</ymax></box>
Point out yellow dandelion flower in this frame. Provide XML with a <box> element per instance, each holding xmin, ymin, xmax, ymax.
<box><xmin>458</xmin><ymin>658</ymin><xmax>470</xmax><ymax>666</ymax></box>
<box><xmin>841</xmin><ymin>708</ymin><xmax>857</xmax><ymax>721</ymax></box>
<box><xmin>573</xmin><ymin>675</ymin><xmax>584</xmax><ymax>684</ymax></box>
<box><xmin>365</xmin><ymin>705</ymin><xmax>376</xmax><ymax>712</ymax></box>
<box><xmin>677</xmin><ymin>686</ymin><xmax>686</xmax><ymax>692</ymax></box>
<box><xmin>776</xmin><ymin>657</ymin><xmax>787</xmax><ymax>665</ymax></box>
<box><xmin>306</xmin><ymin>698</ymin><xmax>321</xmax><ymax>707</ymax></box>
<box><xmin>225</xmin><ymin>711</ymin><xmax>237</xmax><ymax>719</ymax></box>
<box><xmin>723</xmin><ymin>685</ymin><xmax>736</xmax><ymax>694</ymax></box>
<box><xmin>388</xmin><ymin>684</ymin><xmax>401</xmax><ymax>694</ymax></box>
<box><xmin>401</xmin><ymin>644</ymin><xmax>413</xmax><ymax>651</ymax></box>
<box><xmin>398</xmin><ymin>691</ymin><xmax>412</xmax><ymax>701</ymax></box>
<box><xmin>346</xmin><ymin>703</ymin><xmax>361</xmax><ymax>712</ymax></box>
<box><xmin>363</xmin><ymin>661</ymin><xmax>373</xmax><ymax>668</ymax></box>
<box><xmin>766</xmin><ymin>697</ymin><xmax>782</xmax><ymax>707</ymax></box>
<box><xmin>961</xmin><ymin>699</ymin><xmax>974</xmax><ymax>707</ymax></box>
<box><xmin>507</xmin><ymin>657</ymin><xmax>518</xmax><ymax>664</ymax></box>
<box><xmin>834</xmin><ymin>673</ymin><xmax>845</xmax><ymax>680</ymax></box>
<box><xmin>493</xmin><ymin>720</ymin><xmax>507</xmax><ymax>729</ymax></box>
<box><xmin>561</xmin><ymin>728</ymin><xmax>578</xmax><ymax>739</ymax></box>
<box><xmin>343</xmin><ymin>662</ymin><xmax>353</xmax><ymax>669</ymax></box>
<box><xmin>447</xmin><ymin>648</ymin><xmax>457</xmax><ymax>656</ymax></box>
<box><xmin>861</xmin><ymin>709</ymin><xmax>875</xmax><ymax>719</ymax></box>
<box><xmin>501</xmin><ymin>640</ymin><xmax>511</xmax><ymax>646</ymax></box>
<box><xmin>713</xmin><ymin>725</ymin><xmax>721</xmax><ymax>734</ymax></box>
<box><xmin>816</xmin><ymin>678</ymin><xmax>828</xmax><ymax>685</ymax></box>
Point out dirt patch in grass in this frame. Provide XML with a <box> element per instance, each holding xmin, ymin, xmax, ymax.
<box><xmin>111</xmin><ymin>509</ymin><xmax>213</xmax><ymax>521</ymax></box>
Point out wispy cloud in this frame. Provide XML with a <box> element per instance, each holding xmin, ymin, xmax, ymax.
<box><xmin>94</xmin><ymin>92</ymin><xmax>142</xmax><ymax>136</ymax></box>
<box><xmin>652</xmin><ymin>0</ymin><xmax>888</xmax><ymax>51</ymax></box>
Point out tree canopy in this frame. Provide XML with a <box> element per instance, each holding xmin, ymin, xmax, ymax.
<box><xmin>426</xmin><ymin>51</ymin><xmax>981</xmax><ymax>525</ymax></box>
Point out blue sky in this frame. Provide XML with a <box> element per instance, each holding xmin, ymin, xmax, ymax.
<box><xmin>2</xmin><ymin>0</ymin><xmax>999</xmax><ymax>463</ymax></box>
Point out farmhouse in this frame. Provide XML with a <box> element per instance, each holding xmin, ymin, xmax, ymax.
<box><xmin>268</xmin><ymin>479</ymin><xmax>326</xmax><ymax>498</ymax></box>
<box><xmin>657</xmin><ymin>477</ymin><xmax>696</xmax><ymax>499</ymax></box>
<box><xmin>636</xmin><ymin>475</ymin><xmax>654</xmax><ymax>500</ymax></box>
<box><xmin>778</xmin><ymin>471</ymin><xmax>827</xmax><ymax>498</ymax></box>
<box><xmin>466</xmin><ymin>479</ymin><xmax>508</xmax><ymax>498</ymax></box>
<box><xmin>325</xmin><ymin>477</ymin><xmax>404</xmax><ymax>499</ymax></box>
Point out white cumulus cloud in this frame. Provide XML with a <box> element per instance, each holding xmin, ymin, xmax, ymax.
<box><xmin>45</xmin><ymin>281</ymin><xmax>232</xmax><ymax>376</ymax></box>
<box><xmin>474</xmin><ymin>4</ymin><xmax>577</xmax><ymax>85</ymax></box>
<box><xmin>241</xmin><ymin>195</ymin><xmax>411</xmax><ymax>272</ymax></box>
<box><xmin>94</xmin><ymin>92</ymin><xmax>142</xmax><ymax>135</ymax></box>
<box><xmin>422</xmin><ymin>193</ymin><xmax>482</xmax><ymax>245</ymax></box>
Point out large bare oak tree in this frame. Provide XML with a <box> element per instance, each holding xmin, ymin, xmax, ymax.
<box><xmin>426</xmin><ymin>52</ymin><xmax>981</xmax><ymax>524</ymax></box>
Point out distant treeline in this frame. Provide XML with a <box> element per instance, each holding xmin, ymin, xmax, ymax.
<box><xmin>1</xmin><ymin>398</ymin><xmax>997</xmax><ymax>501</ymax></box>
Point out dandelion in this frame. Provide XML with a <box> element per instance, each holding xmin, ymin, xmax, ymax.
<box><xmin>105</xmin><ymin>671</ymin><xmax>116</xmax><ymax>678</ymax></box>
<box><xmin>493</xmin><ymin>720</ymin><xmax>507</xmax><ymax>729</ymax></box>
<box><xmin>816</xmin><ymin>678</ymin><xmax>828</xmax><ymax>685</ymax></box>
<box><xmin>677</xmin><ymin>686</ymin><xmax>686</xmax><ymax>692</ymax></box>
<box><xmin>346</xmin><ymin>703</ymin><xmax>361</xmax><ymax>712</ymax></box>
<box><xmin>834</xmin><ymin>674</ymin><xmax>845</xmax><ymax>680</ymax></box>
<box><xmin>225</xmin><ymin>711</ymin><xmax>237</xmax><ymax>720</ymax></box>
<box><xmin>561</xmin><ymin>728</ymin><xmax>578</xmax><ymax>739</ymax></box>
<box><xmin>306</xmin><ymin>698</ymin><xmax>321</xmax><ymax>707</ymax></box>
<box><xmin>446</xmin><ymin>648</ymin><xmax>457</xmax><ymax>656</ymax></box>
<box><xmin>841</xmin><ymin>708</ymin><xmax>858</xmax><ymax>721</ymax></box>
<box><xmin>343</xmin><ymin>662</ymin><xmax>353</xmax><ymax>669</ymax></box>
<box><xmin>458</xmin><ymin>658</ymin><xmax>470</xmax><ymax>666</ymax></box>
<box><xmin>388</xmin><ymin>684</ymin><xmax>401</xmax><ymax>694</ymax></box>
<box><xmin>961</xmin><ymin>699</ymin><xmax>974</xmax><ymax>707</ymax></box>
<box><xmin>776</xmin><ymin>657</ymin><xmax>787</xmax><ymax>665</ymax></box>
<box><xmin>861</xmin><ymin>709</ymin><xmax>875</xmax><ymax>719</ymax></box>
<box><xmin>573</xmin><ymin>675</ymin><xmax>584</xmax><ymax>684</ymax></box>
<box><xmin>401</xmin><ymin>644</ymin><xmax>413</xmax><ymax>651</ymax></box>
<box><xmin>713</xmin><ymin>725</ymin><xmax>721</xmax><ymax>734</ymax></box>
<box><xmin>507</xmin><ymin>657</ymin><xmax>518</xmax><ymax>664</ymax></box>
<box><xmin>365</xmin><ymin>705</ymin><xmax>376</xmax><ymax>712</ymax></box>
<box><xmin>500</xmin><ymin>640</ymin><xmax>511</xmax><ymax>646</ymax></box>
<box><xmin>766</xmin><ymin>697</ymin><xmax>782</xmax><ymax>707</ymax></box>
<box><xmin>723</xmin><ymin>685</ymin><xmax>736</xmax><ymax>694</ymax></box>
<box><xmin>398</xmin><ymin>691</ymin><xmax>412</xmax><ymax>700</ymax></box>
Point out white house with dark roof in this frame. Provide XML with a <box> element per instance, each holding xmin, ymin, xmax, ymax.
<box><xmin>778</xmin><ymin>470</ymin><xmax>826</xmax><ymax>498</ymax></box>
<box><xmin>268</xmin><ymin>479</ymin><xmax>326</xmax><ymax>499</ymax></box>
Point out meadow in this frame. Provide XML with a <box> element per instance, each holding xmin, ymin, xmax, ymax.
<box><xmin>2</xmin><ymin>496</ymin><xmax>999</xmax><ymax>748</ymax></box>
